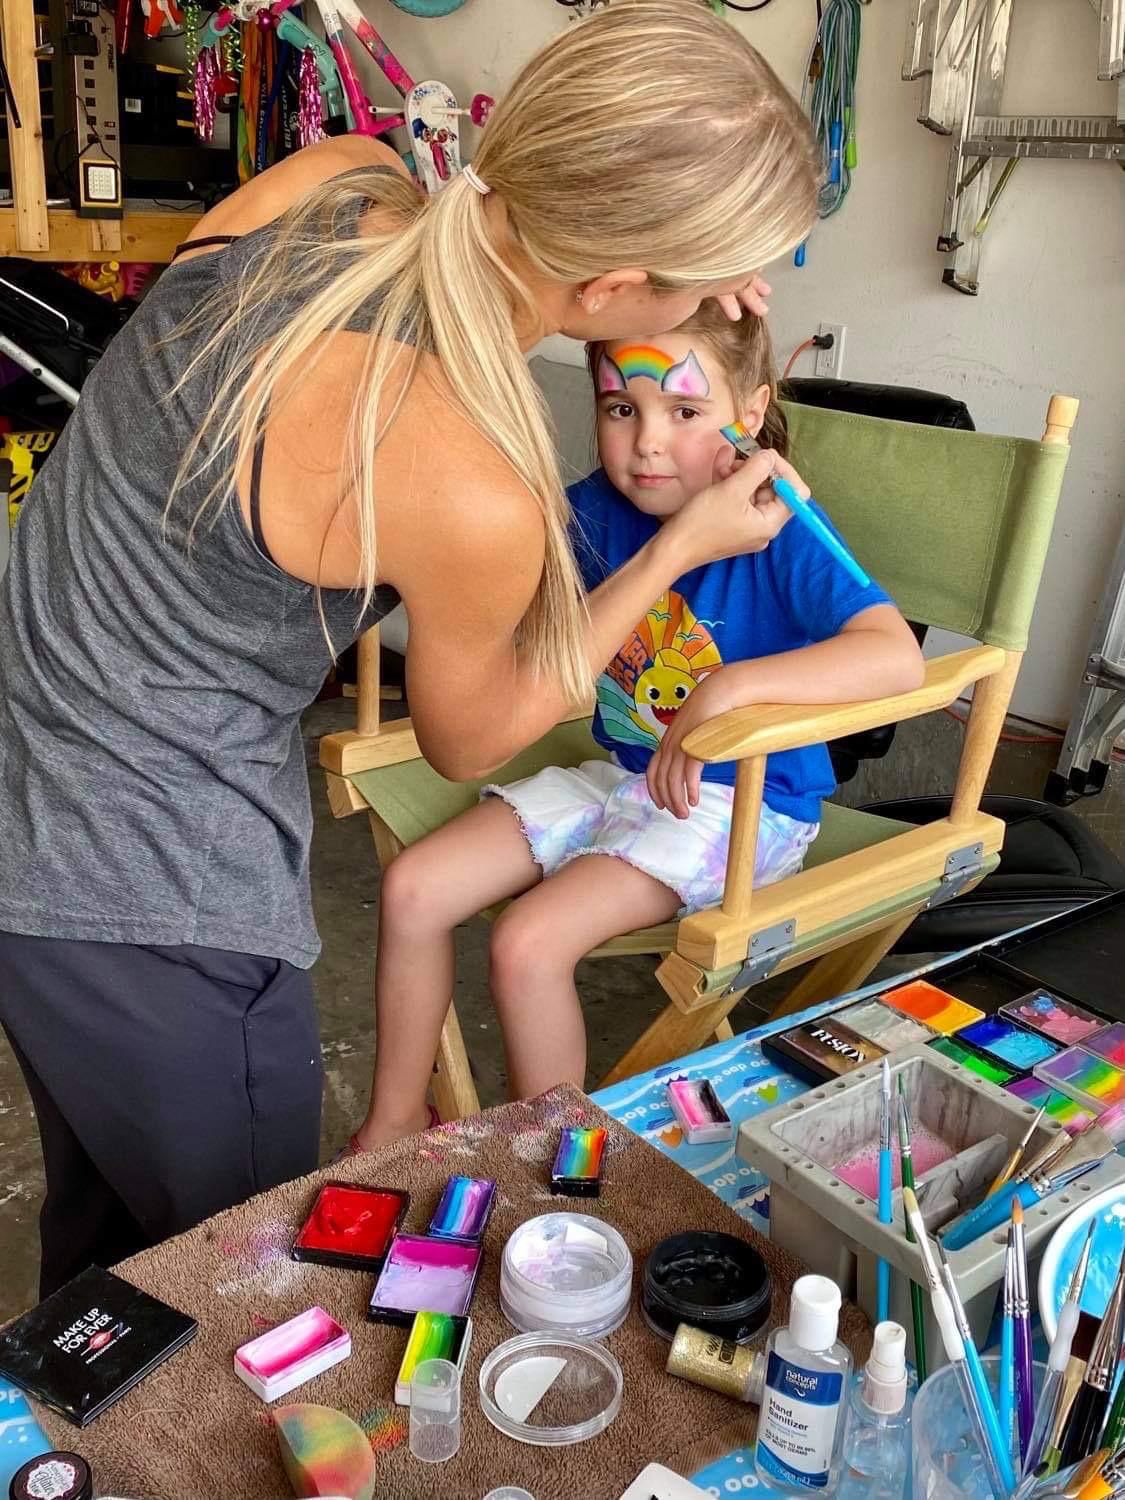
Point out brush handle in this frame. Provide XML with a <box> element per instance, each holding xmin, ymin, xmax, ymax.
<box><xmin>1023</xmin><ymin>1367</ymin><xmax>1064</xmax><ymax>1481</ymax></box>
<box><xmin>1060</xmin><ymin>1383</ymin><xmax>1111</xmax><ymax>1469</ymax></box>
<box><xmin>1001</xmin><ymin>1314</ymin><xmax>1016</xmax><ymax>1465</ymax></box>
<box><xmin>1101</xmin><ymin>1362</ymin><xmax>1125</xmax><ymax>1453</ymax></box>
<box><xmin>877</xmin><ymin>1145</ymin><xmax>892</xmax><ymax>1323</ymax></box>
<box><xmin>1015</xmin><ymin>1314</ymin><xmax>1036</xmax><ymax>1462</ymax></box>
<box><xmin>943</xmin><ymin>1182</ymin><xmax>1037</xmax><ymax>1252</ymax></box>
<box><xmin>955</xmin><ymin>1349</ymin><xmax>1018</xmax><ymax>1498</ymax></box>
<box><xmin>770</xmin><ymin>477</ymin><xmax>872</xmax><ymax>589</ymax></box>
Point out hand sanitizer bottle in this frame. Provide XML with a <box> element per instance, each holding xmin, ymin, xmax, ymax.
<box><xmin>755</xmin><ymin>1275</ymin><xmax>852</xmax><ymax>1494</ymax></box>
<box><xmin>837</xmin><ymin>1321</ymin><xmax>913</xmax><ymax>1500</ymax></box>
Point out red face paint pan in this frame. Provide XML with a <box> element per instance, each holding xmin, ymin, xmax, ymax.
<box><xmin>291</xmin><ymin>1180</ymin><xmax>410</xmax><ymax>1272</ymax></box>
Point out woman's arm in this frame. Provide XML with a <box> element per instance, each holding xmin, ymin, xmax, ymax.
<box><xmin>646</xmin><ymin>603</ymin><xmax>925</xmax><ymax>818</ymax></box>
<box><xmin>384</xmin><ymin>439</ymin><xmax>797</xmax><ymax>781</ymax></box>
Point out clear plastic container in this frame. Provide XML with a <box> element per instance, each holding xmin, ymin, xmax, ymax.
<box><xmin>409</xmin><ymin>1357</ymin><xmax>461</xmax><ymax>1465</ymax></box>
<box><xmin>500</xmin><ymin>1213</ymin><xmax>632</xmax><ymax>1338</ymax></box>
<box><xmin>478</xmin><ymin>1332</ymin><xmax>623</xmax><ymax>1446</ymax></box>
<box><xmin>913</xmin><ymin>1355</ymin><xmax>1044</xmax><ymax>1500</ymax></box>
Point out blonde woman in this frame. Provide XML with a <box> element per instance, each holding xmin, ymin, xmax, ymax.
<box><xmin>0</xmin><ymin>0</ymin><xmax>817</xmax><ymax>1297</ymax></box>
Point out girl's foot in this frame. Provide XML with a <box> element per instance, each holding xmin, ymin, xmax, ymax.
<box><xmin>344</xmin><ymin>1104</ymin><xmax>441</xmax><ymax>1156</ymax></box>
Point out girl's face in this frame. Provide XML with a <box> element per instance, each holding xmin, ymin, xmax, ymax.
<box><xmin>595</xmin><ymin>332</ymin><xmax>769</xmax><ymax>518</ymax></box>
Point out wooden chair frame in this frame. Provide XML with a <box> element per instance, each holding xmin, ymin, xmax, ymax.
<box><xmin>320</xmin><ymin>394</ymin><xmax>1078</xmax><ymax>1121</ymax></box>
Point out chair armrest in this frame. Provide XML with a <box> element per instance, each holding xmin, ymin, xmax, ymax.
<box><xmin>682</xmin><ymin>645</ymin><xmax>1006</xmax><ymax>764</ymax></box>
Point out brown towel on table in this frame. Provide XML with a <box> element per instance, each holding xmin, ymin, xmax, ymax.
<box><xmin>29</xmin><ymin>1085</ymin><xmax>871</xmax><ymax>1499</ymax></box>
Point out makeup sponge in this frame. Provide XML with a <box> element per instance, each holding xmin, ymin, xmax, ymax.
<box><xmin>273</xmin><ymin>1403</ymin><xmax>376</xmax><ymax>1500</ymax></box>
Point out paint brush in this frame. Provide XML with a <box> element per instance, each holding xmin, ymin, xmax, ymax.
<box><xmin>1001</xmin><ymin>1238</ymin><xmax>1016</xmax><ymax>1466</ymax></box>
<box><xmin>943</xmin><ymin>1105</ymin><xmax>1125</xmax><ymax>1251</ymax></box>
<box><xmin>720</xmin><ymin>421</ymin><xmax>872</xmax><ymax>588</ymax></box>
<box><xmin>1075</xmin><ymin>1446</ymin><xmax>1125</xmax><ymax>1500</ymax></box>
<box><xmin>1047</xmin><ymin>1234</ymin><xmax>1114</xmax><ymax>1476</ymax></box>
<box><xmin>905</xmin><ymin>1187</ymin><xmax>1016</xmax><ymax>1498</ymax></box>
<box><xmin>991</xmin><ymin>1107</ymin><xmax>1048</xmax><ymax>1197</ymax></box>
<box><xmin>1060</xmin><ymin>1255</ymin><xmax>1125</xmax><ymax>1466</ymax></box>
<box><xmin>878</xmin><ymin>1057</ymin><xmax>893</xmax><ymax>1324</ymax></box>
<box><xmin>940</xmin><ymin>1237</ymin><xmax>1018</xmax><ymax>1485</ymax></box>
<box><xmin>1012</xmin><ymin>1200</ymin><xmax>1036</xmax><ymax>1464</ymax></box>
<box><xmin>1025</xmin><ymin>1223</ymin><xmax>1099</xmax><ymax>1478</ymax></box>
<box><xmin>898</xmin><ymin>1080</ymin><xmax>928</xmax><ymax>1382</ymax></box>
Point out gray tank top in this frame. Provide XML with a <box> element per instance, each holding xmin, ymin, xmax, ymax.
<box><xmin>0</xmin><ymin>173</ymin><xmax>402</xmax><ymax>967</ymax></box>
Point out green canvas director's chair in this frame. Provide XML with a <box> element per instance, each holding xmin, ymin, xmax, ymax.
<box><xmin>320</xmin><ymin>392</ymin><xmax>1078</xmax><ymax>1122</ymax></box>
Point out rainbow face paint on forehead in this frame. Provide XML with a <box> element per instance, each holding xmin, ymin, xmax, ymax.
<box><xmin>597</xmin><ymin>345</ymin><xmax>711</xmax><ymax>397</ymax></box>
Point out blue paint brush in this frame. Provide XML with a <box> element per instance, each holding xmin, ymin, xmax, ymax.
<box><xmin>721</xmin><ymin>421</ymin><xmax>872</xmax><ymax>588</ymax></box>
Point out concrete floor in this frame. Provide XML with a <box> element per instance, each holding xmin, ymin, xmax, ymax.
<box><xmin>2</xmin><ymin>701</ymin><xmax>1123</xmax><ymax>1320</ymax></box>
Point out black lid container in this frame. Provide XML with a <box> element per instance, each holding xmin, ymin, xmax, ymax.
<box><xmin>10</xmin><ymin>1453</ymin><xmax>93</xmax><ymax>1500</ymax></box>
<box><xmin>642</xmin><ymin>1231</ymin><xmax>771</xmax><ymax>1346</ymax></box>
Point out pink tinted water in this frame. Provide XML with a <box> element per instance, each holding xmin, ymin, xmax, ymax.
<box><xmin>835</xmin><ymin>1125</ymin><xmax>955</xmax><ymax>1198</ymax></box>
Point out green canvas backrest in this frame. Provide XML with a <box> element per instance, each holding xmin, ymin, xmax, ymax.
<box><xmin>781</xmin><ymin>401</ymin><xmax>1070</xmax><ymax>651</ymax></box>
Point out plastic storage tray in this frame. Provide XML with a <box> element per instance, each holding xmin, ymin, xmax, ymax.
<box><xmin>738</xmin><ymin>1043</ymin><xmax>1125</xmax><ymax>1366</ymax></box>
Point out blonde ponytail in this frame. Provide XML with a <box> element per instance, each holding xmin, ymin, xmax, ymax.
<box><xmin>171</xmin><ymin>0</ymin><xmax>817</xmax><ymax>708</ymax></box>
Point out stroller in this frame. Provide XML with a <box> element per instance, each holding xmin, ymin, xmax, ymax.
<box><xmin>0</xmin><ymin>256</ymin><xmax>135</xmax><ymax>430</ymax></box>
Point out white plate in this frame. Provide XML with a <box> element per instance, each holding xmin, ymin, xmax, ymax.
<box><xmin>1037</xmin><ymin>1180</ymin><xmax>1125</xmax><ymax>1342</ymax></box>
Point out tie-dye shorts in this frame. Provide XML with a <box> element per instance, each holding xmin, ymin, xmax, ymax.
<box><xmin>483</xmin><ymin>758</ymin><xmax>819</xmax><ymax>915</ymax></box>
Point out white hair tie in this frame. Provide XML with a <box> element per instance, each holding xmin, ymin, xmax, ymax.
<box><xmin>462</xmin><ymin>164</ymin><xmax>491</xmax><ymax>195</ymax></box>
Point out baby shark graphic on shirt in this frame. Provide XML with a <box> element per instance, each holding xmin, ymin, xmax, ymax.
<box><xmin>597</xmin><ymin>590</ymin><xmax>723</xmax><ymax>751</ymax></box>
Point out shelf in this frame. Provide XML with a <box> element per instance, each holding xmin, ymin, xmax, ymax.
<box><xmin>0</xmin><ymin>207</ymin><xmax>199</xmax><ymax>260</ymax></box>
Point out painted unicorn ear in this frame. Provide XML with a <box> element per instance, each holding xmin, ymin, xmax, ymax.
<box><xmin>595</xmin><ymin>352</ymin><xmax>627</xmax><ymax>393</ymax></box>
<box><xmin>661</xmin><ymin>350</ymin><xmax>710</xmax><ymax>398</ymax></box>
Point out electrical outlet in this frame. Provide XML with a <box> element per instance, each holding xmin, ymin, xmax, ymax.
<box><xmin>815</xmin><ymin>321</ymin><xmax>846</xmax><ymax>379</ymax></box>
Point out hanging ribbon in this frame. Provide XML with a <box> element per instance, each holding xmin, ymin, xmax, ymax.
<box><xmin>194</xmin><ymin>45</ymin><xmax>218</xmax><ymax>142</ymax></box>
<box><xmin>297</xmin><ymin>46</ymin><xmax>326</xmax><ymax>147</ymax></box>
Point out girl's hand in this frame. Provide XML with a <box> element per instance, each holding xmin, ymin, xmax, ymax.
<box><xmin>647</xmin><ymin>671</ymin><xmax>736</xmax><ymax>820</ymax></box>
<box><xmin>663</xmin><ymin>446</ymin><xmax>803</xmax><ymax>573</ymax></box>
<box><xmin>713</xmin><ymin>274</ymin><xmax>771</xmax><ymax>320</ymax></box>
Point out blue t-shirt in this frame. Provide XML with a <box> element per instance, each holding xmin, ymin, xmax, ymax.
<box><xmin>569</xmin><ymin>468</ymin><xmax>893</xmax><ymax>824</ymax></box>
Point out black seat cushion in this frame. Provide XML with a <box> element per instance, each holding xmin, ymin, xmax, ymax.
<box><xmin>858</xmin><ymin>794</ymin><xmax>1125</xmax><ymax>953</ymax></box>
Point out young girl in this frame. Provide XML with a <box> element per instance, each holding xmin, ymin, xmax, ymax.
<box><xmin>352</xmin><ymin>307</ymin><xmax>923</xmax><ymax>1149</ymax></box>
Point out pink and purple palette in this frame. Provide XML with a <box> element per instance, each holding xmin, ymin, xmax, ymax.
<box><xmin>367</xmin><ymin>1233</ymin><xmax>483</xmax><ymax>1327</ymax></box>
<box><xmin>1000</xmin><ymin>991</ymin><xmax>1106</xmax><ymax>1047</ymax></box>
<box><xmin>666</xmin><ymin>1078</ymin><xmax>733</xmax><ymax>1146</ymax></box>
<box><xmin>292</xmin><ymin>1181</ymin><xmax>410</xmax><ymax>1272</ymax></box>
<box><xmin>427</xmin><ymin>1176</ymin><xmax>496</xmax><ymax>1243</ymax></box>
<box><xmin>234</xmin><ymin>1306</ymin><xmax>350</xmax><ymax>1402</ymax></box>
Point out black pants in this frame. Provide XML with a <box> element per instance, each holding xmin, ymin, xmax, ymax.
<box><xmin>0</xmin><ymin>932</ymin><xmax>323</xmax><ymax>1299</ymax></box>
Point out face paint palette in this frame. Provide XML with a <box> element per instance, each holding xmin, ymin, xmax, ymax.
<box><xmin>395</xmin><ymin>1312</ymin><xmax>472</xmax><ymax>1406</ymax></box>
<box><xmin>882</xmin><ymin>981</ymin><xmax>985</xmax><ymax>1035</ymax></box>
<box><xmin>666</xmin><ymin>1078</ymin><xmax>733</xmax><ymax>1146</ymax></box>
<box><xmin>928</xmin><ymin>1035</ymin><xmax>1018</xmax><ymax>1086</ymax></box>
<box><xmin>234</xmin><ymin>1306</ymin><xmax>351</xmax><ymax>1403</ymax></box>
<box><xmin>761</xmin><ymin>1018</ymin><xmax>886</xmax><ymax>1086</ymax></box>
<box><xmin>1034</xmin><ymin>1047</ymin><xmax>1125</xmax><ymax>1113</ymax></box>
<box><xmin>292</xmin><ymin>1182</ymin><xmax>410</xmax><ymax>1272</ymax></box>
<box><xmin>956</xmin><ymin>1015</ymin><xmax>1062</xmax><ymax>1071</ymax></box>
<box><xmin>834</xmin><ymin>999</ymin><xmax>935</xmax><ymax>1051</ymax></box>
<box><xmin>1000</xmin><ymin>990</ymin><xmax>1106</xmax><ymax>1047</ymax></box>
<box><xmin>551</xmin><ymin>1127</ymin><xmax>608</xmax><ymax>1198</ymax></box>
<box><xmin>1081</xmin><ymin>1023</ymin><xmax>1125</xmax><ymax>1067</ymax></box>
<box><xmin>367</xmin><ymin>1234</ymin><xmax>483</xmax><ymax>1327</ymax></box>
<box><xmin>1006</xmin><ymin>1076</ymin><xmax>1097</xmax><ymax>1135</ymax></box>
<box><xmin>427</xmin><ymin>1176</ymin><xmax>496</xmax><ymax>1243</ymax></box>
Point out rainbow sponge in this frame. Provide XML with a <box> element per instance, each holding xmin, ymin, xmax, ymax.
<box><xmin>273</xmin><ymin>1403</ymin><xmax>377</xmax><ymax>1500</ymax></box>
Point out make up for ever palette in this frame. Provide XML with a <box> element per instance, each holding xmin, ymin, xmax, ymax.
<box><xmin>291</xmin><ymin>1182</ymin><xmax>410</xmax><ymax>1272</ymax></box>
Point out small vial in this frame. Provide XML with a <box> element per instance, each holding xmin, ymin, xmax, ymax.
<box><xmin>409</xmin><ymin>1357</ymin><xmax>461</xmax><ymax>1464</ymax></box>
<box><xmin>837</xmin><ymin>1322</ymin><xmax>913</xmax><ymax>1500</ymax></box>
<box><xmin>755</xmin><ymin>1275</ymin><xmax>852</xmax><ymax>1495</ymax></box>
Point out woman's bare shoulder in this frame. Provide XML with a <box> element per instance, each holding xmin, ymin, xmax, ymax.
<box><xmin>186</xmin><ymin>138</ymin><xmax>409</xmax><ymax>244</ymax></box>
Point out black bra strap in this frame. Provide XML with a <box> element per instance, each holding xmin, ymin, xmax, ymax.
<box><xmin>170</xmin><ymin>233</ymin><xmax>241</xmax><ymax>261</ymax></box>
<box><xmin>249</xmin><ymin>431</ymin><xmax>277</xmax><ymax>566</ymax></box>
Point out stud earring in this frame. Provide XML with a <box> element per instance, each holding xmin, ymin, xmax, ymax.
<box><xmin>575</xmin><ymin>289</ymin><xmax>584</xmax><ymax>304</ymax></box>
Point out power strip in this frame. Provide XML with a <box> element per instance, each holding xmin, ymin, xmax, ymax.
<box><xmin>617</xmin><ymin>1464</ymin><xmax>711</xmax><ymax>1500</ymax></box>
